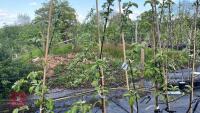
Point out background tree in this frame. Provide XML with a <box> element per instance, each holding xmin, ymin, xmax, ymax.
<box><xmin>16</xmin><ymin>14</ymin><xmax>31</xmax><ymax>25</ymax></box>
<box><xmin>34</xmin><ymin>0</ymin><xmax>78</xmax><ymax>52</ymax></box>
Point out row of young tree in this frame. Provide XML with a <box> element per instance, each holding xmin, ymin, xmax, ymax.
<box><xmin>0</xmin><ymin>0</ymin><xmax>200</xmax><ymax>113</ymax></box>
<box><xmin>76</xmin><ymin>0</ymin><xmax>200</xmax><ymax>112</ymax></box>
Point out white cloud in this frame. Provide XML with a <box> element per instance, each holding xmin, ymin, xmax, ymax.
<box><xmin>29</xmin><ymin>1</ymin><xmax>37</xmax><ymax>6</ymax></box>
<box><xmin>129</xmin><ymin>10</ymin><xmax>143</xmax><ymax>20</ymax></box>
<box><xmin>76</xmin><ymin>13</ymin><xmax>85</xmax><ymax>23</ymax></box>
<box><xmin>0</xmin><ymin>9</ymin><xmax>17</xmax><ymax>27</ymax></box>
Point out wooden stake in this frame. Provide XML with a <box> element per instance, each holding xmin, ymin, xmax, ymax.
<box><xmin>96</xmin><ymin>0</ymin><xmax>107</xmax><ymax>112</ymax></box>
<box><xmin>122</xmin><ymin>33</ymin><xmax>129</xmax><ymax>90</ymax></box>
<box><xmin>118</xmin><ymin>0</ymin><xmax>129</xmax><ymax>91</ymax></box>
<box><xmin>140</xmin><ymin>48</ymin><xmax>145</xmax><ymax>88</ymax></box>
<box><xmin>40</xmin><ymin>0</ymin><xmax>53</xmax><ymax>113</ymax></box>
<box><xmin>135</xmin><ymin>21</ymin><xmax>138</xmax><ymax>43</ymax></box>
<box><xmin>152</xmin><ymin>0</ymin><xmax>159</xmax><ymax>111</ymax></box>
<box><xmin>96</xmin><ymin>0</ymin><xmax>101</xmax><ymax>52</ymax></box>
<box><xmin>163</xmin><ymin>49</ymin><xmax>170</xmax><ymax>111</ymax></box>
<box><xmin>188</xmin><ymin>1</ymin><xmax>199</xmax><ymax>113</ymax></box>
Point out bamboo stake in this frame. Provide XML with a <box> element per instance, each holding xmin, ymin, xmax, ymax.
<box><xmin>152</xmin><ymin>0</ymin><xmax>157</xmax><ymax>110</ymax></box>
<box><xmin>140</xmin><ymin>48</ymin><xmax>145</xmax><ymax>88</ymax></box>
<box><xmin>161</xmin><ymin>14</ymin><xmax>171</xmax><ymax>111</ymax></box>
<box><xmin>135</xmin><ymin>20</ymin><xmax>138</xmax><ymax>43</ymax></box>
<box><xmin>151</xmin><ymin>0</ymin><xmax>159</xmax><ymax>111</ymax></box>
<box><xmin>159</xmin><ymin>0</ymin><xmax>170</xmax><ymax>111</ymax></box>
<box><xmin>167</xmin><ymin>0</ymin><xmax>173</xmax><ymax>50</ymax></box>
<box><xmin>163</xmin><ymin>65</ymin><xmax>170</xmax><ymax>109</ymax></box>
<box><xmin>96</xmin><ymin>0</ymin><xmax>109</xmax><ymax>112</ymax></box>
<box><xmin>40</xmin><ymin>0</ymin><xmax>53</xmax><ymax>113</ymax></box>
<box><xmin>118</xmin><ymin>0</ymin><xmax>130</xmax><ymax>91</ymax></box>
<box><xmin>129</xmin><ymin>60</ymin><xmax>139</xmax><ymax>113</ymax></box>
<box><xmin>96</xmin><ymin>0</ymin><xmax>101</xmax><ymax>52</ymax></box>
<box><xmin>155</xmin><ymin>6</ymin><xmax>161</xmax><ymax>49</ymax></box>
<box><xmin>122</xmin><ymin>33</ymin><xmax>129</xmax><ymax>90</ymax></box>
<box><xmin>188</xmin><ymin>1</ymin><xmax>199</xmax><ymax>113</ymax></box>
<box><xmin>163</xmin><ymin>48</ymin><xmax>170</xmax><ymax>111</ymax></box>
<box><xmin>99</xmin><ymin>67</ymin><xmax>106</xmax><ymax>113</ymax></box>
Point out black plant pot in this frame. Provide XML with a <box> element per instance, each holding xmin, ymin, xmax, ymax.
<box><xmin>178</xmin><ymin>81</ymin><xmax>186</xmax><ymax>91</ymax></box>
<box><xmin>154</xmin><ymin>109</ymin><xmax>161</xmax><ymax>113</ymax></box>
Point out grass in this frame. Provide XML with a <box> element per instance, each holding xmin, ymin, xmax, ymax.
<box><xmin>51</xmin><ymin>44</ymin><xmax>73</xmax><ymax>55</ymax></box>
<box><xmin>20</xmin><ymin>48</ymin><xmax>43</xmax><ymax>62</ymax></box>
<box><xmin>103</xmin><ymin>44</ymin><xmax>123</xmax><ymax>59</ymax></box>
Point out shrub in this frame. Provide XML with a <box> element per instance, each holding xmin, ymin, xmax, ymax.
<box><xmin>30</xmin><ymin>48</ymin><xmax>43</xmax><ymax>57</ymax></box>
<box><xmin>0</xmin><ymin>59</ymin><xmax>41</xmax><ymax>99</ymax></box>
<box><xmin>20</xmin><ymin>48</ymin><xmax>43</xmax><ymax>62</ymax></box>
<box><xmin>48</xmin><ymin>63</ymin><xmax>93</xmax><ymax>88</ymax></box>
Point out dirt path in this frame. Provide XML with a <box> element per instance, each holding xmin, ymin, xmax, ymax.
<box><xmin>32</xmin><ymin>53</ymin><xmax>75</xmax><ymax>77</ymax></box>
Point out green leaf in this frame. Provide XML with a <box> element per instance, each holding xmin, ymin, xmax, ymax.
<box><xmin>130</xmin><ymin>2</ymin><xmax>138</xmax><ymax>8</ymax></box>
<box><xmin>46</xmin><ymin>99</ymin><xmax>54</xmax><ymax>110</ymax></box>
<box><xmin>91</xmin><ymin>80</ymin><xmax>98</xmax><ymax>87</ymax></box>
<box><xmin>12</xmin><ymin>79</ymin><xmax>27</xmax><ymax>92</ymax></box>
<box><xmin>129</xmin><ymin>96</ymin><xmax>135</xmax><ymax>106</ymax></box>
<box><xmin>29</xmin><ymin>86</ymin><xmax>35</xmax><ymax>93</ymax></box>
<box><xmin>12</xmin><ymin>108</ymin><xmax>19</xmax><ymax>113</ymax></box>
<box><xmin>144</xmin><ymin>0</ymin><xmax>152</xmax><ymax>6</ymax></box>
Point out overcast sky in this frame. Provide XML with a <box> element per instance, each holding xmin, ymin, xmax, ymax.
<box><xmin>0</xmin><ymin>0</ymin><xmax>195</xmax><ymax>27</ymax></box>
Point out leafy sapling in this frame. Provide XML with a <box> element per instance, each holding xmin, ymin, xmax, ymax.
<box><xmin>12</xmin><ymin>71</ymin><xmax>54</xmax><ymax>113</ymax></box>
<box><xmin>66</xmin><ymin>101</ymin><xmax>92</xmax><ymax>113</ymax></box>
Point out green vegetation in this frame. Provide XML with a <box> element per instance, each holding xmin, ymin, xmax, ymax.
<box><xmin>0</xmin><ymin>0</ymin><xmax>199</xmax><ymax>113</ymax></box>
<box><xmin>51</xmin><ymin>44</ymin><xmax>73</xmax><ymax>55</ymax></box>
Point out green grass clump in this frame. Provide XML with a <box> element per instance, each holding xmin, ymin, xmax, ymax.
<box><xmin>31</xmin><ymin>48</ymin><xmax>43</xmax><ymax>57</ymax></box>
<box><xmin>52</xmin><ymin>44</ymin><xmax>73</xmax><ymax>55</ymax></box>
<box><xmin>104</xmin><ymin>44</ymin><xmax>123</xmax><ymax>59</ymax></box>
<box><xmin>20</xmin><ymin>48</ymin><xmax>43</xmax><ymax>62</ymax></box>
